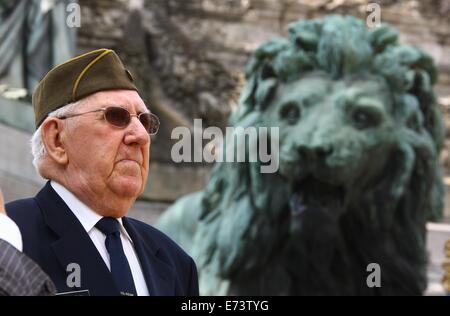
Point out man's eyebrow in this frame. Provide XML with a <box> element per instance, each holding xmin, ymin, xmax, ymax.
<box><xmin>106</xmin><ymin>103</ymin><xmax>150</xmax><ymax>113</ymax></box>
<box><xmin>139</xmin><ymin>107</ymin><xmax>151</xmax><ymax>114</ymax></box>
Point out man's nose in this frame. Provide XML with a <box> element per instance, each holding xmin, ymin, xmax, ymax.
<box><xmin>124</xmin><ymin>116</ymin><xmax>150</xmax><ymax>146</ymax></box>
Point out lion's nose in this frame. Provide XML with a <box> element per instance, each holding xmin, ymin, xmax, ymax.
<box><xmin>298</xmin><ymin>144</ymin><xmax>333</xmax><ymax>161</ymax></box>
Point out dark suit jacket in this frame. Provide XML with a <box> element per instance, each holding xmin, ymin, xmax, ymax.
<box><xmin>6</xmin><ymin>182</ymin><xmax>199</xmax><ymax>296</ymax></box>
<box><xmin>0</xmin><ymin>239</ymin><xmax>55</xmax><ymax>296</ymax></box>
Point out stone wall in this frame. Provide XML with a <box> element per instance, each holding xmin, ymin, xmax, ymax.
<box><xmin>78</xmin><ymin>0</ymin><xmax>450</xmax><ymax>98</ymax></box>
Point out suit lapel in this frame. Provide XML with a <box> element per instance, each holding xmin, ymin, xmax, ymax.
<box><xmin>123</xmin><ymin>218</ymin><xmax>176</xmax><ymax>295</ymax></box>
<box><xmin>36</xmin><ymin>182</ymin><xmax>119</xmax><ymax>296</ymax></box>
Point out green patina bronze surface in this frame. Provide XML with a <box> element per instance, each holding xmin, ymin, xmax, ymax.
<box><xmin>157</xmin><ymin>15</ymin><xmax>444</xmax><ymax>295</ymax></box>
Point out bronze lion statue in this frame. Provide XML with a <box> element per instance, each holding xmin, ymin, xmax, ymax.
<box><xmin>157</xmin><ymin>15</ymin><xmax>444</xmax><ymax>295</ymax></box>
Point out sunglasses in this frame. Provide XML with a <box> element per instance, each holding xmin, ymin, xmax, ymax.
<box><xmin>58</xmin><ymin>106</ymin><xmax>160</xmax><ymax>135</ymax></box>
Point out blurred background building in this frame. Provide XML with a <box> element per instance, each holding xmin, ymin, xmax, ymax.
<box><xmin>0</xmin><ymin>0</ymin><xmax>449</xmax><ymax>294</ymax></box>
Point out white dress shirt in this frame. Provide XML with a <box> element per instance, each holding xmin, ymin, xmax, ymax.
<box><xmin>51</xmin><ymin>181</ymin><xmax>149</xmax><ymax>296</ymax></box>
<box><xmin>0</xmin><ymin>213</ymin><xmax>23</xmax><ymax>251</ymax></box>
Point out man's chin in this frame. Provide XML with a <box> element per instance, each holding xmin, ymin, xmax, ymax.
<box><xmin>110</xmin><ymin>177</ymin><xmax>144</xmax><ymax>199</ymax></box>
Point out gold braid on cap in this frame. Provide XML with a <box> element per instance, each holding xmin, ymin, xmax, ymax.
<box><xmin>71</xmin><ymin>49</ymin><xmax>113</xmax><ymax>101</ymax></box>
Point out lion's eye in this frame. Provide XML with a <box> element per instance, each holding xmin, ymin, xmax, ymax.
<box><xmin>280</xmin><ymin>103</ymin><xmax>301</xmax><ymax>124</ymax></box>
<box><xmin>351</xmin><ymin>108</ymin><xmax>379</xmax><ymax>129</ymax></box>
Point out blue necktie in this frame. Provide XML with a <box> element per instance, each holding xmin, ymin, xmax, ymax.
<box><xmin>95</xmin><ymin>217</ymin><xmax>137</xmax><ymax>296</ymax></box>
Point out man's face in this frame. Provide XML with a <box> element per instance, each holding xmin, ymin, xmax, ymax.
<box><xmin>62</xmin><ymin>90</ymin><xmax>150</xmax><ymax>210</ymax></box>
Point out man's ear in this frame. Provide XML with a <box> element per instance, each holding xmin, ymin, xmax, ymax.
<box><xmin>41</xmin><ymin>118</ymin><xmax>69</xmax><ymax>165</ymax></box>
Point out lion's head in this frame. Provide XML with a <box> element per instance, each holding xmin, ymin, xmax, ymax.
<box><xmin>160</xmin><ymin>15</ymin><xmax>445</xmax><ymax>295</ymax></box>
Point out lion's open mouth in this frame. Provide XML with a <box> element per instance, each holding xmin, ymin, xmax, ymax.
<box><xmin>290</xmin><ymin>176</ymin><xmax>346</xmax><ymax>218</ymax></box>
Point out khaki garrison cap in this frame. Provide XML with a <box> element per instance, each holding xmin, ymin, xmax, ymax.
<box><xmin>32</xmin><ymin>48</ymin><xmax>138</xmax><ymax>128</ymax></box>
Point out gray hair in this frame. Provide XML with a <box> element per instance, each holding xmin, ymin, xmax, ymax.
<box><xmin>31</xmin><ymin>101</ymin><xmax>81</xmax><ymax>172</ymax></box>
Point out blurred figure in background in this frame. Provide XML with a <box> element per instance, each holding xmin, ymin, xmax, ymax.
<box><xmin>0</xmin><ymin>189</ymin><xmax>55</xmax><ymax>296</ymax></box>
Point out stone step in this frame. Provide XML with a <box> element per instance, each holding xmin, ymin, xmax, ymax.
<box><xmin>425</xmin><ymin>222</ymin><xmax>450</xmax><ymax>295</ymax></box>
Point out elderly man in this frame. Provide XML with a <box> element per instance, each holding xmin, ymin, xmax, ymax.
<box><xmin>5</xmin><ymin>48</ymin><xmax>199</xmax><ymax>296</ymax></box>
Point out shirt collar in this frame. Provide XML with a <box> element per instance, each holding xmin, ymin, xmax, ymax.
<box><xmin>50</xmin><ymin>181</ymin><xmax>133</xmax><ymax>243</ymax></box>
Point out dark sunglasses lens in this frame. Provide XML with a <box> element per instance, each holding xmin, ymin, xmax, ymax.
<box><xmin>140</xmin><ymin>113</ymin><xmax>160</xmax><ymax>135</ymax></box>
<box><xmin>105</xmin><ymin>107</ymin><xmax>130</xmax><ymax>127</ymax></box>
